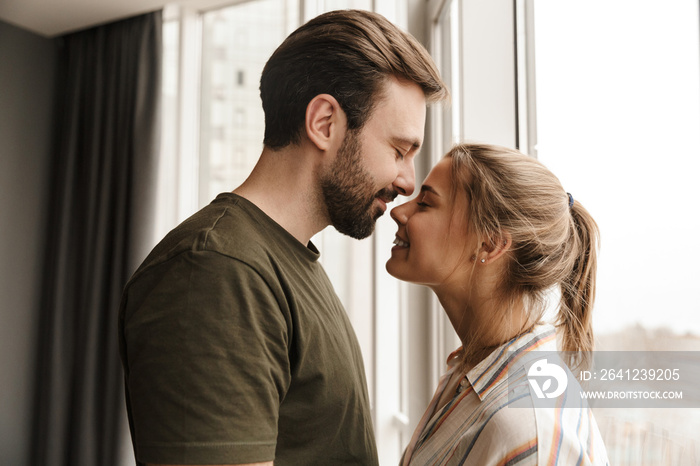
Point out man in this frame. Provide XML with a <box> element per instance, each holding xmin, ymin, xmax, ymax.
<box><xmin>119</xmin><ymin>9</ymin><xmax>447</xmax><ymax>466</ymax></box>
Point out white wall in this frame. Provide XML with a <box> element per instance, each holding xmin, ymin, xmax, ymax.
<box><xmin>0</xmin><ymin>20</ymin><xmax>57</xmax><ymax>466</ymax></box>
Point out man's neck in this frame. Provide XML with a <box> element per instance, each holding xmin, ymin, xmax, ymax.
<box><xmin>233</xmin><ymin>145</ymin><xmax>329</xmax><ymax>245</ymax></box>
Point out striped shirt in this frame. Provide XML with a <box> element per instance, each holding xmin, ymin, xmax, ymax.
<box><xmin>401</xmin><ymin>325</ymin><xmax>609</xmax><ymax>465</ymax></box>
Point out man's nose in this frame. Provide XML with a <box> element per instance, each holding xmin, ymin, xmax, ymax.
<box><xmin>393</xmin><ymin>158</ymin><xmax>416</xmax><ymax>196</ymax></box>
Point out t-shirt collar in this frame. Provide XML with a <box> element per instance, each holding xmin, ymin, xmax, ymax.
<box><xmin>219</xmin><ymin>192</ymin><xmax>322</xmax><ymax>262</ymax></box>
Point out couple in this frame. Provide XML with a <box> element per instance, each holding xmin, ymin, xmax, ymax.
<box><xmin>119</xmin><ymin>9</ymin><xmax>609</xmax><ymax>466</ymax></box>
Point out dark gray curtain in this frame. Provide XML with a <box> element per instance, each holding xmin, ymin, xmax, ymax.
<box><xmin>31</xmin><ymin>11</ymin><xmax>162</xmax><ymax>466</ymax></box>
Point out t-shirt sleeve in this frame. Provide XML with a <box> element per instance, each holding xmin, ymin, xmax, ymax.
<box><xmin>120</xmin><ymin>250</ymin><xmax>291</xmax><ymax>465</ymax></box>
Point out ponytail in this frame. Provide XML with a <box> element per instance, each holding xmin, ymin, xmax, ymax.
<box><xmin>558</xmin><ymin>200</ymin><xmax>600</xmax><ymax>367</ymax></box>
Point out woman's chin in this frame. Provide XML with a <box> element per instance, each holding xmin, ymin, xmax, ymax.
<box><xmin>385</xmin><ymin>261</ymin><xmax>417</xmax><ymax>284</ymax></box>
<box><xmin>385</xmin><ymin>260</ymin><xmax>403</xmax><ymax>279</ymax></box>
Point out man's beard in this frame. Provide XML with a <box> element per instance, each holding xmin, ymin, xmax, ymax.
<box><xmin>320</xmin><ymin>129</ymin><xmax>396</xmax><ymax>240</ymax></box>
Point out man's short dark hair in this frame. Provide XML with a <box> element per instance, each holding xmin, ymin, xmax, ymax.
<box><xmin>260</xmin><ymin>9</ymin><xmax>448</xmax><ymax>149</ymax></box>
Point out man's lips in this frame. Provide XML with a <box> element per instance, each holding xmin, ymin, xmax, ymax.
<box><xmin>377</xmin><ymin>189</ymin><xmax>398</xmax><ymax>203</ymax></box>
<box><xmin>375</xmin><ymin>191</ymin><xmax>398</xmax><ymax>212</ymax></box>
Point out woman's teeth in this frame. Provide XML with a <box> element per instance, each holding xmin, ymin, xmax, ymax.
<box><xmin>393</xmin><ymin>237</ymin><xmax>409</xmax><ymax>247</ymax></box>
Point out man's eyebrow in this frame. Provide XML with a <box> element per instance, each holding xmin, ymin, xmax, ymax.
<box><xmin>420</xmin><ymin>184</ymin><xmax>440</xmax><ymax>196</ymax></box>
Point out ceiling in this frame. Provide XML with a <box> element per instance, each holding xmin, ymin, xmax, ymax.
<box><xmin>0</xmin><ymin>0</ymin><xmax>239</xmax><ymax>37</ymax></box>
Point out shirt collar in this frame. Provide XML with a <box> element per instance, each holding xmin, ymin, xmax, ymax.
<box><xmin>465</xmin><ymin>324</ymin><xmax>557</xmax><ymax>401</ymax></box>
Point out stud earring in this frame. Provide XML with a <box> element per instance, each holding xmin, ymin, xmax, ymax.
<box><xmin>480</xmin><ymin>259</ymin><xmax>486</xmax><ymax>263</ymax></box>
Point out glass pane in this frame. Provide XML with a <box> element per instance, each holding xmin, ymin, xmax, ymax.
<box><xmin>154</xmin><ymin>16</ymin><xmax>180</xmax><ymax>242</ymax></box>
<box><xmin>199</xmin><ymin>0</ymin><xmax>300</xmax><ymax>204</ymax></box>
<box><xmin>324</xmin><ymin>0</ymin><xmax>372</xmax><ymax>11</ymax></box>
<box><xmin>534</xmin><ymin>0</ymin><xmax>700</xmax><ymax>339</ymax></box>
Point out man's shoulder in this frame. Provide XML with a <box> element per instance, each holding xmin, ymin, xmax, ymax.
<box><xmin>135</xmin><ymin>194</ymin><xmax>279</xmax><ymax>277</ymax></box>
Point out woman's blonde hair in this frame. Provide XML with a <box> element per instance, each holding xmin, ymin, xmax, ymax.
<box><xmin>447</xmin><ymin>143</ymin><xmax>600</xmax><ymax>365</ymax></box>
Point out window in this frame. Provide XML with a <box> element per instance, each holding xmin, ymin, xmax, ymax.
<box><xmin>530</xmin><ymin>0</ymin><xmax>700</xmax><ymax>461</ymax></box>
<box><xmin>199</xmin><ymin>0</ymin><xmax>299</xmax><ymax>202</ymax></box>
<box><xmin>155</xmin><ymin>12</ymin><xmax>181</xmax><ymax>242</ymax></box>
<box><xmin>533</xmin><ymin>0</ymin><xmax>700</xmax><ymax>337</ymax></box>
<box><xmin>428</xmin><ymin>0</ymin><xmax>700</xmax><ymax>462</ymax></box>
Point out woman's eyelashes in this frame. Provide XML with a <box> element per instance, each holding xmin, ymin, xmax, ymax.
<box><xmin>416</xmin><ymin>192</ymin><xmax>432</xmax><ymax>208</ymax></box>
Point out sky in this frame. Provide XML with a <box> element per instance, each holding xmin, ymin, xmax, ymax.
<box><xmin>534</xmin><ymin>0</ymin><xmax>700</xmax><ymax>335</ymax></box>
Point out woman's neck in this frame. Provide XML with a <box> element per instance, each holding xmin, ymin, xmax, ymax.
<box><xmin>435</xmin><ymin>287</ymin><xmax>531</xmax><ymax>362</ymax></box>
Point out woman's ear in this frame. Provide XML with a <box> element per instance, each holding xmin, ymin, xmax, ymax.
<box><xmin>305</xmin><ymin>94</ymin><xmax>344</xmax><ymax>151</ymax></box>
<box><xmin>479</xmin><ymin>232</ymin><xmax>512</xmax><ymax>264</ymax></box>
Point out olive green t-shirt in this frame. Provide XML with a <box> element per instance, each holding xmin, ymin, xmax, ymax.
<box><xmin>119</xmin><ymin>193</ymin><xmax>378</xmax><ymax>465</ymax></box>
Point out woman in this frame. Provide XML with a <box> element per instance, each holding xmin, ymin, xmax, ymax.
<box><xmin>387</xmin><ymin>143</ymin><xmax>609</xmax><ymax>465</ymax></box>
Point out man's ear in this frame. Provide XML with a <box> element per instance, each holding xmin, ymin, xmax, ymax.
<box><xmin>305</xmin><ymin>94</ymin><xmax>344</xmax><ymax>151</ymax></box>
<box><xmin>479</xmin><ymin>232</ymin><xmax>512</xmax><ymax>265</ymax></box>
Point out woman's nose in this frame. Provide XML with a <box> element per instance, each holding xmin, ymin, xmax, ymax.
<box><xmin>390</xmin><ymin>203</ymin><xmax>410</xmax><ymax>225</ymax></box>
